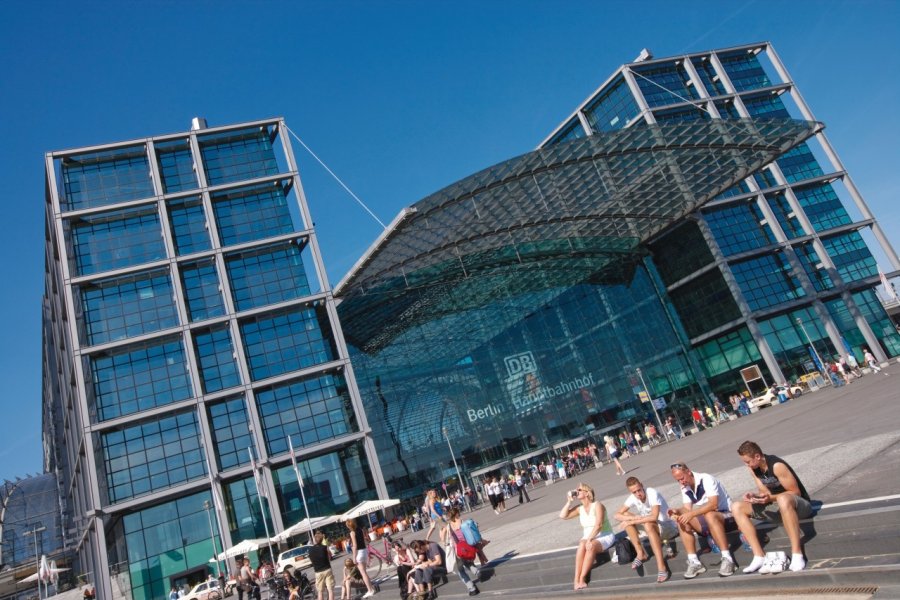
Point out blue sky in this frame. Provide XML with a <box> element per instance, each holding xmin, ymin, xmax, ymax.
<box><xmin>1</xmin><ymin>0</ymin><xmax>898</xmax><ymax>483</ymax></box>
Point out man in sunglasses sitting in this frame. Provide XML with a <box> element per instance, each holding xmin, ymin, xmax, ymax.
<box><xmin>667</xmin><ymin>463</ymin><xmax>736</xmax><ymax>579</ymax></box>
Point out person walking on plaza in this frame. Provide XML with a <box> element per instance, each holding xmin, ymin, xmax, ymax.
<box><xmin>864</xmin><ymin>348</ymin><xmax>887</xmax><ymax>375</ymax></box>
<box><xmin>667</xmin><ymin>463</ymin><xmax>737</xmax><ymax>578</ymax></box>
<box><xmin>731</xmin><ymin>441</ymin><xmax>812</xmax><ymax>573</ymax></box>
<box><xmin>605</xmin><ymin>438</ymin><xmax>625</xmax><ymax>476</ymax></box>
<box><xmin>846</xmin><ymin>352</ymin><xmax>863</xmax><ymax>377</ymax></box>
<box><xmin>613</xmin><ymin>476</ymin><xmax>678</xmax><ymax>583</ymax></box>
<box><xmin>346</xmin><ymin>519</ymin><xmax>377</xmax><ymax>598</ymax></box>
<box><xmin>559</xmin><ymin>483</ymin><xmax>617</xmax><ymax>591</ymax></box>
<box><xmin>442</xmin><ymin>507</ymin><xmax>482</xmax><ymax>596</ymax></box>
<box><xmin>515</xmin><ymin>470</ymin><xmax>531</xmax><ymax>503</ymax></box>
<box><xmin>424</xmin><ymin>489</ymin><xmax>447</xmax><ymax>541</ymax></box>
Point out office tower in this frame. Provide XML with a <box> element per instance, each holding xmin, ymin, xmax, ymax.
<box><xmin>42</xmin><ymin>118</ymin><xmax>385</xmax><ymax>599</ymax></box>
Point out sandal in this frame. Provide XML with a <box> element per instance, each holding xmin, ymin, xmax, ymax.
<box><xmin>631</xmin><ymin>557</ymin><xmax>645</xmax><ymax>570</ymax></box>
<box><xmin>657</xmin><ymin>570</ymin><xmax>671</xmax><ymax>583</ymax></box>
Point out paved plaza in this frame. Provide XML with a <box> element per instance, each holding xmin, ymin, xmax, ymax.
<box><xmin>364</xmin><ymin>360</ymin><xmax>900</xmax><ymax>599</ymax></box>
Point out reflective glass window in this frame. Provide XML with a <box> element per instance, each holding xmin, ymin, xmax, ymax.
<box><xmin>758</xmin><ymin>306</ymin><xmax>832</xmax><ymax>378</ymax></box>
<box><xmin>212</xmin><ymin>182</ymin><xmax>295</xmax><ymax>246</ymax></box>
<box><xmin>583</xmin><ymin>76</ymin><xmax>640</xmax><ymax>134</ymax></box>
<box><xmin>713</xmin><ymin>179</ymin><xmax>751</xmax><ymax>201</ymax></box>
<box><xmin>776</xmin><ymin>143</ymin><xmax>824</xmax><ymax>184</ymax></box>
<box><xmin>209</xmin><ymin>396</ymin><xmax>254</xmax><ymax>471</ymax></box>
<box><xmin>88</xmin><ymin>338</ymin><xmax>193</xmax><ymax>422</ymax></box>
<box><xmin>179</xmin><ymin>258</ymin><xmax>226</xmax><ymax>322</ymax></box>
<box><xmin>668</xmin><ymin>269</ymin><xmax>743</xmax><ymax>337</ymax></box>
<box><xmin>78</xmin><ymin>268</ymin><xmax>178</xmax><ymax>346</ymax></box>
<box><xmin>648</xmin><ymin>220</ymin><xmax>714</xmax><ymax>285</ymax></box>
<box><xmin>167</xmin><ymin>196</ymin><xmax>210</xmax><ymax>255</ymax></box>
<box><xmin>224</xmin><ymin>476</ymin><xmax>274</xmax><ymax>542</ymax></box>
<box><xmin>155</xmin><ymin>139</ymin><xmax>198</xmax><ymax>193</ymax></box>
<box><xmin>653</xmin><ymin>104</ymin><xmax>710</xmax><ymax>123</ymax></box>
<box><xmin>272</xmin><ymin>442</ymin><xmax>376</xmax><ymax>525</ymax></box>
<box><xmin>100</xmin><ymin>410</ymin><xmax>206</xmax><ymax>504</ymax></box>
<box><xmin>69</xmin><ymin>205</ymin><xmax>165</xmax><ymax>276</ymax></box>
<box><xmin>632</xmin><ymin>62</ymin><xmax>699</xmax><ymax>108</ymax></box>
<box><xmin>193</xmin><ymin>326</ymin><xmax>241</xmax><ymax>393</ymax></box>
<box><xmin>545</xmin><ymin>118</ymin><xmax>586</xmax><ymax>146</ymax></box>
<box><xmin>695</xmin><ymin>327</ymin><xmax>762</xmax><ymax>377</ymax></box>
<box><xmin>691</xmin><ymin>57</ymin><xmax>726</xmax><ymax>96</ymax></box>
<box><xmin>60</xmin><ymin>146</ymin><xmax>154</xmax><ymax>211</ymax></box>
<box><xmin>766</xmin><ymin>193</ymin><xmax>805</xmax><ymax>238</ymax></box>
<box><xmin>121</xmin><ymin>490</ymin><xmax>219</xmax><ymax>600</ymax></box>
<box><xmin>198</xmin><ymin>127</ymin><xmax>279</xmax><ymax>186</ymax></box>
<box><xmin>753</xmin><ymin>167</ymin><xmax>778</xmax><ymax>190</ymax></box>
<box><xmin>731</xmin><ymin>252</ymin><xmax>805</xmax><ymax>311</ymax></box>
<box><xmin>256</xmin><ymin>372</ymin><xmax>357</xmax><ymax>456</ymax></box>
<box><xmin>703</xmin><ymin>201</ymin><xmax>775</xmax><ymax>256</ymax></box>
<box><xmin>795</xmin><ymin>242</ymin><xmax>833</xmax><ymax>291</ymax></box>
<box><xmin>822</xmin><ymin>231</ymin><xmax>877</xmax><ymax>282</ymax></box>
<box><xmin>714</xmin><ymin>99</ymin><xmax>741</xmax><ymax>119</ymax></box>
<box><xmin>850</xmin><ymin>290</ymin><xmax>900</xmax><ymax>356</ymax></box>
<box><xmin>741</xmin><ymin>93</ymin><xmax>790</xmax><ymax>118</ymax></box>
<box><xmin>824</xmin><ymin>297</ymin><xmax>868</xmax><ymax>360</ymax></box>
<box><xmin>226</xmin><ymin>243</ymin><xmax>310</xmax><ymax>311</ymax></box>
<box><xmin>239</xmin><ymin>306</ymin><xmax>336</xmax><ymax>381</ymax></box>
<box><xmin>718</xmin><ymin>51</ymin><xmax>772</xmax><ymax>92</ymax></box>
<box><xmin>793</xmin><ymin>183</ymin><xmax>851</xmax><ymax>232</ymax></box>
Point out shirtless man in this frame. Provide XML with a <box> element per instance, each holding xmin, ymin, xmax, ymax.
<box><xmin>732</xmin><ymin>441</ymin><xmax>812</xmax><ymax>573</ymax></box>
<box><xmin>667</xmin><ymin>463</ymin><xmax>736</xmax><ymax>578</ymax></box>
<box><xmin>613</xmin><ymin>476</ymin><xmax>678</xmax><ymax>583</ymax></box>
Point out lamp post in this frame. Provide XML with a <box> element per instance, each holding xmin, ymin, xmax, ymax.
<box><xmin>23</xmin><ymin>524</ymin><xmax>47</xmax><ymax>600</ymax></box>
<box><xmin>442</xmin><ymin>427</ymin><xmax>468</xmax><ymax>512</ymax></box>
<box><xmin>636</xmin><ymin>367</ymin><xmax>669</xmax><ymax>442</ymax></box>
<box><xmin>796</xmin><ymin>317</ymin><xmax>825</xmax><ymax>376</ymax></box>
<box><xmin>203</xmin><ymin>500</ymin><xmax>223</xmax><ymax>578</ymax></box>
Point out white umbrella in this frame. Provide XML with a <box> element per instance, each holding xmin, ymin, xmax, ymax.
<box><xmin>19</xmin><ymin>567</ymin><xmax>69</xmax><ymax>583</ymax></box>
<box><xmin>339</xmin><ymin>499</ymin><xmax>401</xmax><ymax>521</ymax></box>
<box><xmin>273</xmin><ymin>515</ymin><xmax>340</xmax><ymax>542</ymax></box>
<box><xmin>216</xmin><ymin>538</ymin><xmax>270</xmax><ymax>560</ymax></box>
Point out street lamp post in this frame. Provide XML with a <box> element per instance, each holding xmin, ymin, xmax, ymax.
<box><xmin>203</xmin><ymin>500</ymin><xmax>223</xmax><ymax>578</ymax></box>
<box><xmin>442</xmin><ymin>427</ymin><xmax>469</xmax><ymax>512</ymax></box>
<box><xmin>796</xmin><ymin>317</ymin><xmax>826</xmax><ymax>376</ymax></box>
<box><xmin>23</xmin><ymin>524</ymin><xmax>47</xmax><ymax>600</ymax></box>
<box><xmin>636</xmin><ymin>368</ymin><xmax>669</xmax><ymax>443</ymax></box>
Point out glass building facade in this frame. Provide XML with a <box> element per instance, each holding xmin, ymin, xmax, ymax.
<box><xmin>42</xmin><ymin>119</ymin><xmax>385</xmax><ymax>600</ymax></box>
<box><xmin>335</xmin><ymin>42</ymin><xmax>900</xmax><ymax>502</ymax></box>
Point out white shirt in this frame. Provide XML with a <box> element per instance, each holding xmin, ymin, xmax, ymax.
<box><xmin>680</xmin><ymin>472</ymin><xmax>731</xmax><ymax>513</ymax></box>
<box><xmin>624</xmin><ymin>487</ymin><xmax>674</xmax><ymax>524</ymax></box>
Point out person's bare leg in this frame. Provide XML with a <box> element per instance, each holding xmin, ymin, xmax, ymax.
<box><xmin>624</xmin><ymin>523</ymin><xmax>649</xmax><ymax>562</ymax></box>
<box><xmin>777</xmin><ymin>494</ymin><xmax>804</xmax><ymax>555</ymax></box>
<box><xmin>705</xmin><ymin>512</ymin><xmax>729</xmax><ymax>552</ymax></box>
<box><xmin>642</xmin><ymin>523</ymin><xmax>666</xmax><ymax>572</ymax></box>
<box><xmin>573</xmin><ymin>540</ymin><xmax>588</xmax><ymax>589</ymax></box>
<box><xmin>678</xmin><ymin>520</ymin><xmax>698</xmax><ymax>555</ymax></box>
<box><xmin>579</xmin><ymin>540</ymin><xmax>596</xmax><ymax>587</ymax></box>
<box><xmin>357</xmin><ymin>558</ymin><xmax>375</xmax><ymax>593</ymax></box>
<box><xmin>732</xmin><ymin>501</ymin><xmax>764</xmax><ymax>556</ymax></box>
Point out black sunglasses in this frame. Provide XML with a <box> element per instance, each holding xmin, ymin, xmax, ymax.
<box><xmin>670</xmin><ymin>463</ymin><xmax>688</xmax><ymax>470</ymax></box>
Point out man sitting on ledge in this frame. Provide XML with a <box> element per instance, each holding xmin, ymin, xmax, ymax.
<box><xmin>732</xmin><ymin>440</ymin><xmax>812</xmax><ymax>573</ymax></box>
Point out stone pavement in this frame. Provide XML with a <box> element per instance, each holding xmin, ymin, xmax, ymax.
<box><xmin>368</xmin><ymin>360</ymin><xmax>900</xmax><ymax>599</ymax></box>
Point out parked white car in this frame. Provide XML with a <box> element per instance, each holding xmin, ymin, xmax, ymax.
<box><xmin>276</xmin><ymin>544</ymin><xmax>314</xmax><ymax>574</ymax></box>
<box><xmin>182</xmin><ymin>579</ymin><xmax>223</xmax><ymax>600</ymax></box>
<box><xmin>750</xmin><ymin>384</ymin><xmax>803</xmax><ymax>409</ymax></box>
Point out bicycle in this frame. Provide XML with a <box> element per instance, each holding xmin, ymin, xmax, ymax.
<box><xmin>364</xmin><ymin>531</ymin><xmax>395</xmax><ymax>580</ymax></box>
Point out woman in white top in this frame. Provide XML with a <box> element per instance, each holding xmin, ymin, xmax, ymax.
<box><xmin>559</xmin><ymin>483</ymin><xmax>616</xmax><ymax>590</ymax></box>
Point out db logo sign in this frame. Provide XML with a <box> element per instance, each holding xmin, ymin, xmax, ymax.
<box><xmin>505</xmin><ymin>352</ymin><xmax>537</xmax><ymax>378</ymax></box>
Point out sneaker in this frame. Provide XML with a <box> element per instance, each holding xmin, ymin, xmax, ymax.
<box><xmin>362</xmin><ymin>592</ymin><xmax>375</xmax><ymax>599</ymax></box>
<box><xmin>789</xmin><ymin>554</ymin><xmax>806</xmax><ymax>572</ymax></box>
<box><xmin>759</xmin><ymin>557</ymin><xmax>774</xmax><ymax>574</ymax></box>
<box><xmin>718</xmin><ymin>556</ymin><xmax>736</xmax><ymax>577</ymax></box>
<box><xmin>683</xmin><ymin>561</ymin><xmax>707</xmax><ymax>579</ymax></box>
<box><xmin>467</xmin><ymin>586</ymin><xmax>480</xmax><ymax>596</ymax></box>
<box><xmin>743</xmin><ymin>555</ymin><xmax>766</xmax><ymax>574</ymax></box>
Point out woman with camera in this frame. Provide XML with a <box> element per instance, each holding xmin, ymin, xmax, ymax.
<box><xmin>559</xmin><ymin>483</ymin><xmax>617</xmax><ymax>590</ymax></box>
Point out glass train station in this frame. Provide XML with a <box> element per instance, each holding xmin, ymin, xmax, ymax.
<box><xmin>334</xmin><ymin>42</ymin><xmax>900</xmax><ymax>500</ymax></box>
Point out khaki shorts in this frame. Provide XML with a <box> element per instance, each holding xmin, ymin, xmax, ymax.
<box><xmin>315</xmin><ymin>569</ymin><xmax>335</xmax><ymax>593</ymax></box>
<box><xmin>658</xmin><ymin>519</ymin><xmax>679</xmax><ymax>541</ymax></box>
<box><xmin>752</xmin><ymin>494</ymin><xmax>813</xmax><ymax>521</ymax></box>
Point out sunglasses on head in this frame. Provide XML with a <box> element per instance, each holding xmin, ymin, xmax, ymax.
<box><xmin>670</xmin><ymin>463</ymin><xmax>688</xmax><ymax>470</ymax></box>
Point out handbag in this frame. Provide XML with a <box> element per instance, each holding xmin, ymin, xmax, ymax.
<box><xmin>445</xmin><ymin>543</ymin><xmax>457</xmax><ymax>571</ymax></box>
<box><xmin>613</xmin><ymin>538</ymin><xmax>636</xmax><ymax>565</ymax></box>
<box><xmin>762</xmin><ymin>550</ymin><xmax>789</xmax><ymax>573</ymax></box>
<box><xmin>455</xmin><ymin>538</ymin><xmax>477</xmax><ymax>561</ymax></box>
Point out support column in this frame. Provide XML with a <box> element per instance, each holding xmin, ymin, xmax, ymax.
<box><xmin>841</xmin><ymin>291</ymin><xmax>890</xmax><ymax>363</ymax></box>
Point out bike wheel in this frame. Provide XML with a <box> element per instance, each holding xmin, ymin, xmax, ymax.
<box><xmin>299</xmin><ymin>582</ymin><xmax>315</xmax><ymax>600</ymax></box>
<box><xmin>365</xmin><ymin>552</ymin><xmax>383</xmax><ymax>580</ymax></box>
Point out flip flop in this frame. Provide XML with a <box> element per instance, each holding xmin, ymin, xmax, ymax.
<box><xmin>631</xmin><ymin>557</ymin><xmax>644</xmax><ymax>570</ymax></box>
<box><xmin>657</xmin><ymin>570</ymin><xmax>671</xmax><ymax>583</ymax></box>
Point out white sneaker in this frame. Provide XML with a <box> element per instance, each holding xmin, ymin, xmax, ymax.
<box><xmin>743</xmin><ymin>555</ymin><xmax>766</xmax><ymax>573</ymax></box>
<box><xmin>362</xmin><ymin>591</ymin><xmax>375</xmax><ymax>598</ymax></box>
<box><xmin>758</xmin><ymin>558</ymin><xmax>773</xmax><ymax>574</ymax></box>
<box><xmin>789</xmin><ymin>554</ymin><xmax>806</xmax><ymax>572</ymax></box>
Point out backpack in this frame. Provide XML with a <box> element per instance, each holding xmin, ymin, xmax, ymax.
<box><xmin>613</xmin><ymin>537</ymin><xmax>636</xmax><ymax>565</ymax></box>
<box><xmin>455</xmin><ymin>538</ymin><xmax>477</xmax><ymax>561</ymax></box>
<box><xmin>460</xmin><ymin>519</ymin><xmax>482</xmax><ymax>545</ymax></box>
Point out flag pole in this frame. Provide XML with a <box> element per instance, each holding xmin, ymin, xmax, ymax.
<box><xmin>289</xmin><ymin>436</ymin><xmax>316</xmax><ymax>545</ymax></box>
<box><xmin>249</xmin><ymin>448</ymin><xmax>276</xmax><ymax>567</ymax></box>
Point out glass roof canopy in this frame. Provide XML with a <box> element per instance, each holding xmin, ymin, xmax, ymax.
<box><xmin>335</xmin><ymin>118</ymin><xmax>821</xmax><ymax>357</ymax></box>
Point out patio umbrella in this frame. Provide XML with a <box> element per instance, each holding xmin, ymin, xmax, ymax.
<box><xmin>273</xmin><ymin>515</ymin><xmax>341</xmax><ymax>542</ymax></box>
<box><xmin>19</xmin><ymin>567</ymin><xmax>70</xmax><ymax>583</ymax></box>
<box><xmin>339</xmin><ymin>499</ymin><xmax>401</xmax><ymax>521</ymax></box>
<box><xmin>216</xmin><ymin>538</ymin><xmax>270</xmax><ymax>560</ymax></box>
